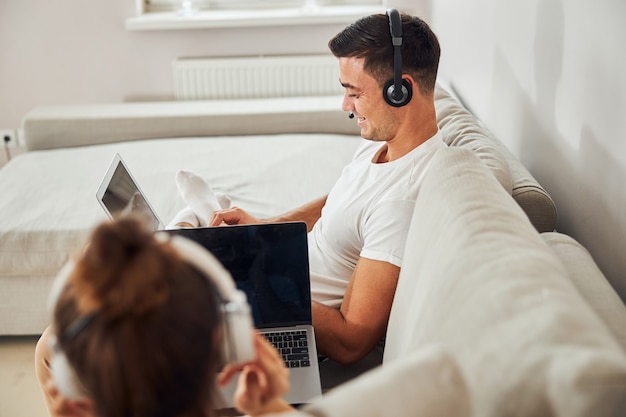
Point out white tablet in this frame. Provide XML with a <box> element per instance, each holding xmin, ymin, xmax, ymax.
<box><xmin>96</xmin><ymin>153</ymin><xmax>164</xmax><ymax>231</ymax></box>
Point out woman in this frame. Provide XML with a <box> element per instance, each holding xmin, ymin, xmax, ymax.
<box><xmin>35</xmin><ymin>217</ymin><xmax>295</xmax><ymax>417</ymax></box>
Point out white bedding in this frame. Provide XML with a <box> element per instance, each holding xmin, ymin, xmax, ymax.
<box><xmin>0</xmin><ymin>133</ymin><xmax>361</xmax><ymax>334</ymax></box>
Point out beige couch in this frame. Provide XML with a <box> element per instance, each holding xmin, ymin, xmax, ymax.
<box><xmin>295</xmin><ymin>146</ymin><xmax>626</xmax><ymax>417</ymax></box>
<box><xmin>1</xmin><ymin>84</ymin><xmax>625</xmax><ymax>414</ymax></box>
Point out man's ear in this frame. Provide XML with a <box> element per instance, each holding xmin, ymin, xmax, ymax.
<box><xmin>64</xmin><ymin>397</ymin><xmax>94</xmax><ymax>417</ymax></box>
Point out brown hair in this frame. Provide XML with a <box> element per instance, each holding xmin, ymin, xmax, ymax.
<box><xmin>328</xmin><ymin>12</ymin><xmax>440</xmax><ymax>95</ymax></box>
<box><xmin>54</xmin><ymin>218</ymin><xmax>222</xmax><ymax>417</ymax></box>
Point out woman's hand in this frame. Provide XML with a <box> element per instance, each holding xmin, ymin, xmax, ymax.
<box><xmin>218</xmin><ymin>333</ymin><xmax>294</xmax><ymax>416</ymax></box>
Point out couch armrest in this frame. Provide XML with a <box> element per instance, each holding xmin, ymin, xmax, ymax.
<box><xmin>21</xmin><ymin>96</ymin><xmax>358</xmax><ymax>151</ymax></box>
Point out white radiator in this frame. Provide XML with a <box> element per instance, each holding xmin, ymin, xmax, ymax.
<box><xmin>172</xmin><ymin>55</ymin><xmax>343</xmax><ymax>100</ymax></box>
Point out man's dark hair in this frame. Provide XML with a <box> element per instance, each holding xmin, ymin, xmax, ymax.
<box><xmin>328</xmin><ymin>13</ymin><xmax>440</xmax><ymax>95</ymax></box>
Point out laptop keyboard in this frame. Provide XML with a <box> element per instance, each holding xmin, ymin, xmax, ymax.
<box><xmin>263</xmin><ymin>330</ymin><xmax>311</xmax><ymax>368</ymax></box>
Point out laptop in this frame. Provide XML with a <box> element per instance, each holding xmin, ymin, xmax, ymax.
<box><xmin>96</xmin><ymin>153</ymin><xmax>322</xmax><ymax>407</ymax></box>
<box><xmin>165</xmin><ymin>224</ymin><xmax>322</xmax><ymax>408</ymax></box>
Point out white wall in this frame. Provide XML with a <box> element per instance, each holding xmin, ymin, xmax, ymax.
<box><xmin>0</xmin><ymin>0</ymin><xmax>342</xmax><ymax>129</ymax></box>
<box><xmin>0</xmin><ymin>0</ymin><xmax>416</xmax><ymax>131</ymax></box>
<box><xmin>430</xmin><ymin>0</ymin><xmax>626</xmax><ymax>302</ymax></box>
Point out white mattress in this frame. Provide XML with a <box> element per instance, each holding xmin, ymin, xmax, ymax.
<box><xmin>0</xmin><ymin>133</ymin><xmax>361</xmax><ymax>334</ymax></box>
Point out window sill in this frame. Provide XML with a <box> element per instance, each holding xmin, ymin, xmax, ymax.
<box><xmin>125</xmin><ymin>5</ymin><xmax>384</xmax><ymax>31</ymax></box>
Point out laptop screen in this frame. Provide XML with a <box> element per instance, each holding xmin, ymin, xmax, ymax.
<box><xmin>165</xmin><ymin>222</ymin><xmax>312</xmax><ymax>328</ymax></box>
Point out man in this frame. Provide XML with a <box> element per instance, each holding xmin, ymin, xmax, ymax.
<box><xmin>209</xmin><ymin>10</ymin><xmax>444</xmax><ymax>366</ymax></box>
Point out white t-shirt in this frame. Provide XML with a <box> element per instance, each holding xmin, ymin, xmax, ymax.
<box><xmin>308</xmin><ymin>131</ymin><xmax>446</xmax><ymax>307</ymax></box>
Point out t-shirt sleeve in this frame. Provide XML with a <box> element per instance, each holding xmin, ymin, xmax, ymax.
<box><xmin>359</xmin><ymin>200</ymin><xmax>416</xmax><ymax>267</ymax></box>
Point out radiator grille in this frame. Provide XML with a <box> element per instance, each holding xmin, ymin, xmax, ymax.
<box><xmin>172</xmin><ymin>55</ymin><xmax>343</xmax><ymax>100</ymax></box>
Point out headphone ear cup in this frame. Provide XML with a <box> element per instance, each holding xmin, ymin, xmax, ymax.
<box><xmin>383</xmin><ymin>78</ymin><xmax>413</xmax><ymax>107</ymax></box>
<box><xmin>220</xmin><ymin>297</ymin><xmax>255</xmax><ymax>365</ymax></box>
<box><xmin>50</xmin><ymin>348</ymin><xmax>85</xmax><ymax>400</ymax></box>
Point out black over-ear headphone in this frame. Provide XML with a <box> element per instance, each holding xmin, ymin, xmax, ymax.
<box><xmin>384</xmin><ymin>9</ymin><xmax>412</xmax><ymax>107</ymax></box>
<box><xmin>48</xmin><ymin>234</ymin><xmax>255</xmax><ymax>399</ymax></box>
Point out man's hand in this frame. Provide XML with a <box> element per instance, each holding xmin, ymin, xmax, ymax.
<box><xmin>210</xmin><ymin>207</ymin><xmax>263</xmax><ymax>226</ymax></box>
<box><xmin>208</xmin><ymin>195</ymin><xmax>327</xmax><ymax>230</ymax></box>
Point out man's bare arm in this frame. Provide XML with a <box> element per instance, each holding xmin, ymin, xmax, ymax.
<box><xmin>210</xmin><ymin>196</ymin><xmax>327</xmax><ymax>231</ymax></box>
<box><xmin>312</xmin><ymin>257</ymin><xmax>400</xmax><ymax>365</ymax></box>
<box><xmin>269</xmin><ymin>196</ymin><xmax>327</xmax><ymax>231</ymax></box>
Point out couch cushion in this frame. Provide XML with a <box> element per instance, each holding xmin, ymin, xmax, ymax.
<box><xmin>298</xmin><ymin>346</ymin><xmax>470</xmax><ymax>417</ymax></box>
<box><xmin>542</xmin><ymin>232</ymin><xmax>626</xmax><ymax>353</ymax></box>
<box><xmin>386</xmin><ymin>146</ymin><xmax>626</xmax><ymax>417</ymax></box>
<box><xmin>434</xmin><ymin>85</ymin><xmax>557</xmax><ymax>232</ymax></box>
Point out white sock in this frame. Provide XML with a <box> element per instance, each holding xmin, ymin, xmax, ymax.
<box><xmin>215</xmin><ymin>193</ymin><xmax>231</xmax><ymax>210</ymax></box>
<box><xmin>175</xmin><ymin>170</ymin><xmax>230</xmax><ymax>227</ymax></box>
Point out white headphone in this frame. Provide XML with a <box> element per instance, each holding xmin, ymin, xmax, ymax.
<box><xmin>48</xmin><ymin>233</ymin><xmax>255</xmax><ymax>400</ymax></box>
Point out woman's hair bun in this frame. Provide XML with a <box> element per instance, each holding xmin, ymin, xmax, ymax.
<box><xmin>71</xmin><ymin>218</ymin><xmax>175</xmax><ymax>319</ymax></box>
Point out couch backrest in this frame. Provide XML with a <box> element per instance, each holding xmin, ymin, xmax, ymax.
<box><xmin>385</xmin><ymin>146</ymin><xmax>626</xmax><ymax>417</ymax></box>
<box><xmin>542</xmin><ymin>231</ymin><xmax>626</xmax><ymax>352</ymax></box>
<box><xmin>435</xmin><ymin>85</ymin><xmax>557</xmax><ymax>232</ymax></box>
